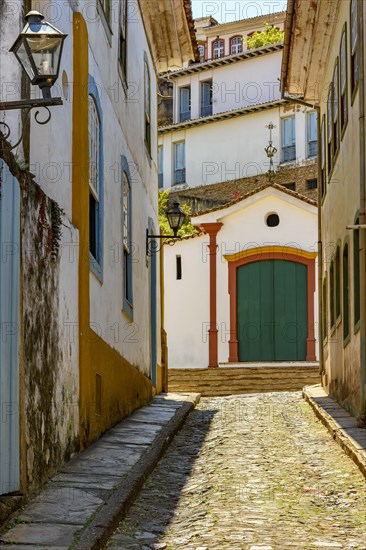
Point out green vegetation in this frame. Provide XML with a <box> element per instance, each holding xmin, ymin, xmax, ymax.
<box><xmin>245</xmin><ymin>23</ymin><xmax>285</xmax><ymax>50</ymax></box>
<box><xmin>158</xmin><ymin>190</ymin><xmax>198</xmax><ymax>237</ymax></box>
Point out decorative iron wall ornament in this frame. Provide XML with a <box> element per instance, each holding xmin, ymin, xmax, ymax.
<box><xmin>264</xmin><ymin>122</ymin><xmax>277</xmax><ymax>180</ymax></box>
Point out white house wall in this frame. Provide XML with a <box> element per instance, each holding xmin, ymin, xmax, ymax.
<box><xmin>173</xmin><ymin>50</ymin><xmax>282</xmax><ymax>121</ymax></box>
<box><xmin>160</xmin><ymin>104</ymin><xmax>314</xmax><ymax>189</ymax></box>
<box><xmin>165</xmin><ymin>189</ymin><xmax>318</xmax><ymax>368</ymax></box>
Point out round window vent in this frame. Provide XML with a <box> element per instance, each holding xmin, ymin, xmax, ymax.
<box><xmin>266</xmin><ymin>213</ymin><xmax>280</xmax><ymax>227</ymax></box>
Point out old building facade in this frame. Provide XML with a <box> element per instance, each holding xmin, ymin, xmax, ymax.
<box><xmin>0</xmin><ymin>0</ymin><xmax>196</xmax><ymax>495</ymax></box>
<box><xmin>282</xmin><ymin>0</ymin><xmax>366</xmax><ymax>422</ymax></box>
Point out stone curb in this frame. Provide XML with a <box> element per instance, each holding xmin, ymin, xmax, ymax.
<box><xmin>72</xmin><ymin>393</ymin><xmax>200</xmax><ymax>550</ymax></box>
<box><xmin>303</xmin><ymin>385</ymin><xmax>366</xmax><ymax>480</ymax></box>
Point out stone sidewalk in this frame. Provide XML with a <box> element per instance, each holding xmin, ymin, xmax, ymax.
<box><xmin>0</xmin><ymin>392</ymin><xmax>200</xmax><ymax>550</ymax></box>
<box><xmin>303</xmin><ymin>385</ymin><xmax>366</xmax><ymax>479</ymax></box>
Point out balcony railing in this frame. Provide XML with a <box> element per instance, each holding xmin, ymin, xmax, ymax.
<box><xmin>308</xmin><ymin>140</ymin><xmax>318</xmax><ymax>157</ymax></box>
<box><xmin>174</xmin><ymin>168</ymin><xmax>186</xmax><ymax>185</ymax></box>
<box><xmin>179</xmin><ymin>111</ymin><xmax>191</xmax><ymax>123</ymax></box>
<box><xmin>200</xmin><ymin>105</ymin><xmax>212</xmax><ymax>117</ymax></box>
<box><xmin>282</xmin><ymin>144</ymin><xmax>296</xmax><ymax>163</ymax></box>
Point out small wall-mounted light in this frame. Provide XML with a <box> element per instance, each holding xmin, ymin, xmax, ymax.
<box><xmin>10</xmin><ymin>11</ymin><xmax>67</xmax><ymax>99</ymax></box>
<box><xmin>146</xmin><ymin>202</ymin><xmax>186</xmax><ymax>256</ymax></box>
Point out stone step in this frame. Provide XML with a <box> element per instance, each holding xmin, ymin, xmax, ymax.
<box><xmin>168</xmin><ymin>365</ymin><xmax>320</xmax><ymax>397</ymax></box>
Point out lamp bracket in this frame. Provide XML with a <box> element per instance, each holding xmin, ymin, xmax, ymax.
<box><xmin>146</xmin><ymin>230</ymin><xmax>181</xmax><ymax>256</ymax></box>
<box><xmin>0</xmin><ymin>98</ymin><xmax>62</xmax><ymax>151</ymax></box>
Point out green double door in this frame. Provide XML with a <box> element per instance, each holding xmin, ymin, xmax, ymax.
<box><xmin>237</xmin><ymin>260</ymin><xmax>308</xmax><ymax>362</ymax></box>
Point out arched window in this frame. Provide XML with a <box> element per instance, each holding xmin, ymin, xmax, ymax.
<box><xmin>122</xmin><ymin>170</ymin><xmax>132</xmax><ymax>312</ymax></box>
<box><xmin>335</xmin><ymin>244</ymin><xmax>341</xmax><ymax>319</ymax></box>
<box><xmin>350</xmin><ymin>0</ymin><xmax>359</xmax><ymax>95</ymax></box>
<box><xmin>330</xmin><ymin>260</ymin><xmax>335</xmax><ymax>327</ymax></box>
<box><xmin>231</xmin><ymin>36</ymin><xmax>243</xmax><ymax>55</ymax></box>
<box><xmin>322</xmin><ymin>276</ymin><xmax>328</xmax><ymax>341</ymax></box>
<box><xmin>212</xmin><ymin>39</ymin><xmax>225</xmax><ymax>59</ymax></box>
<box><xmin>144</xmin><ymin>55</ymin><xmax>151</xmax><ymax>155</ymax></box>
<box><xmin>88</xmin><ymin>95</ymin><xmax>101</xmax><ymax>264</ymax></box>
<box><xmin>354</xmin><ymin>218</ymin><xmax>360</xmax><ymax>326</ymax></box>
<box><xmin>343</xmin><ymin>243</ymin><xmax>350</xmax><ymax>341</ymax></box>
<box><xmin>340</xmin><ymin>26</ymin><xmax>348</xmax><ymax>132</ymax></box>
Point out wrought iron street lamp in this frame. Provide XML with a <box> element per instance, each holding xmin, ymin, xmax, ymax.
<box><xmin>0</xmin><ymin>11</ymin><xmax>66</xmax><ymax>149</ymax></box>
<box><xmin>146</xmin><ymin>202</ymin><xmax>186</xmax><ymax>256</ymax></box>
<box><xmin>10</xmin><ymin>11</ymin><xmax>67</xmax><ymax>99</ymax></box>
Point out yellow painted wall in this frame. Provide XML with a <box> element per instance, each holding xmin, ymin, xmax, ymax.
<box><xmin>72</xmin><ymin>13</ymin><xmax>152</xmax><ymax>448</ymax></box>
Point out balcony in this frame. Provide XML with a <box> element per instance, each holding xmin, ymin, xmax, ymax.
<box><xmin>200</xmin><ymin>105</ymin><xmax>213</xmax><ymax>117</ymax></box>
<box><xmin>174</xmin><ymin>168</ymin><xmax>186</xmax><ymax>185</ymax></box>
<box><xmin>308</xmin><ymin>140</ymin><xmax>318</xmax><ymax>158</ymax></box>
<box><xmin>179</xmin><ymin>111</ymin><xmax>191</xmax><ymax>123</ymax></box>
<box><xmin>282</xmin><ymin>145</ymin><xmax>296</xmax><ymax>163</ymax></box>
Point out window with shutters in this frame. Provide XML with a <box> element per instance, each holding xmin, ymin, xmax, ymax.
<box><xmin>307</xmin><ymin>111</ymin><xmax>318</xmax><ymax>158</ymax></box>
<box><xmin>340</xmin><ymin>26</ymin><xmax>348</xmax><ymax>133</ymax></box>
<box><xmin>212</xmin><ymin>39</ymin><xmax>225</xmax><ymax>59</ymax></box>
<box><xmin>230</xmin><ymin>36</ymin><xmax>243</xmax><ymax>54</ymax></box>
<box><xmin>327</xmin><ymin>85</ymin><xmax>333</xmax><ymax>174</ymax></box>
<box><xmin>350</xmin><ymin>0</ymin><xmax>359</xmax><ymax>97</ymax></box>
<box><xmin>200</xmin><ymin>80</ymin><xmax>212</xmax><ymax>117</ymax></box>
<box><xmin>119</xmin><ymin>0</ymin><xmax>128</xmax><ymax>79</ymax></box>
<box><xmin>330</xmin><ymin>260</ymin><xmax>335</xmax><ymax>328</ymax></box>
<box><xmin>144</xmin><ymin>56</ymin><xmax>151</xmax><ymax>155</ymax></box>
<box><xmin>354</xmin><ymin>218</ymin><xmax>360</xmax><ymax>327</ymax></box>
<box><xmin>158</xmin><ymin>146</ymin><xmax>163</xmax><ymax>189</ymax></box>
<box><xmin>281</xmin><ymin>116</ymin><xmax>296</xmax><ymax>162</ymax></box>
<box><xmin>173</xmin><ymin>142</ymin><xmax>185</xmax><ymax>185</ymax></box>
<box><xmin>323</xmin><ymin>276</ymin><xmax>328</xmax><ymax>341</ymax></box>
<box><xmin>343</xmin><ymin>243</ymin><xmax>350</xmax><ymax>342</ymax></box>
<box><xmin>89</xmin><ymin>95</ymin><xmax>101</xmax><ymax>265</ymax></box>
<box><xmin>333</xmin><ymin>60</ymin><xmax>339</xmax><ymax>157</ymax></box>
<box><xmin>321</xmin><ymin>115</ymin><xmax>326</xmax><ymax>196</ymax></box>
<box><xmin>335</xmin><ymin>245</ymin><xmax>341</xmax><ymax>319</ymax></box>
<box><xmin>122</xmin><ymin>171</ymin><xmax>133</xmax><ymax>315</ymax></box>
<box><xmin>179</xmin><ymin>86</ymin><xmax>191</xmax><ymax>122</ymax></box>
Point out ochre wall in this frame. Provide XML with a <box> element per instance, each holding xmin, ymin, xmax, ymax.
<box><xmin>72</xmin><ymin>13</ymin><xmax>152</xmax><ymax>448</ymax></box>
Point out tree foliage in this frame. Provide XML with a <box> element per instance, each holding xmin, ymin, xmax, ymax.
<box><xmin>158</xmin><ymin>190</ymin><xmax>198</xmax><ymax>237</ymax></box>
<box><xmin>245</xmin><ymin>23</ymin><xmax>285</xmax><ymax>50</ymax></box>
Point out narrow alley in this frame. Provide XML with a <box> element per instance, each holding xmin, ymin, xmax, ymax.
<box><xmin>108</xmin><ymin>392</ymin><xmax>366</xmax><ymax>550</ymax></box>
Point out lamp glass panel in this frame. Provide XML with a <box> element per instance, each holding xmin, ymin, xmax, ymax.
<box><xmin>168</xmin><ymin>213</ymin><xmax>180</xmax><ymax>230</ymax></box>
<box><xmin>14</xmin><ymin>40</ymin><xmax>35</xmax><ymax>80</ymax></box>
<box><xmin>25</xmin><ymin>35</ymin><xmax>63</xmax><ymax>77</ymax></box>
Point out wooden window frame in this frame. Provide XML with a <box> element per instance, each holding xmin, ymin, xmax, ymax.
<box><xmin>332</xmin><ymin>59</ymin><xmax>340</xmax><ymax>159</ymax></box>
<box><xmin>118</xmin><ymin>0</ymin><xmax>128</xmax><ymax>81</ymax></box>
<box><xmin>88</xmin><ymin>94</ymin><xmax>102</xmax><ymax>266</ymax></box>
<box><xmin>335</xmin><ymin>244</ymin><xmax>341</xmax><ymax>320</ymax></box>
<box><xmin>122</xmin><ymin>171</ymin><xmax>133</xmax><ymax>315</ymax></box>
<box><xmin>353</xmin><ymin>216</ymin><xmax>360</xmax><ymax>329</ymax></box>
<box><xmin>321</xmin><ymin>115</ymin><xmax>327</xmax><ymax>197</ymax></box>
<box><xmin>340</xmin><ymin>24</ymin><xmax>348</xmax><ymax>136</ymax></box>
<box><xmin>230</xmin><ymin>35</ymin><xmax>243</xmax><ymax>55</ymax></box>
<box><xmin>343</xmin><ymin>242</ymin><xmax>350</xmax><ymax>344</ymax></box>
<box><xmin>327</xmin><ymin>85</ymin><xmax>333</xmax><ymax>175</ymax></box>
<box><xmin>173</xmin><ymin>141</ymin><xmax>186</xmax><ymax>185</ymax></box>
<box><xmin>144</xmin><ymin>55</ymin><xmax>151</xmax><ymax>157</ymax></box>
<box><xmin>330</xmin><ymin>260</ymin><xmax>335</xmax><ymax>328</ymax></box>
<box><xmin>322</xmin><ymin>275</ymin><xmax>328</xmax><ymax>344</ymax></box>
<box><xmin>307</xmin><ymin>110</ymin><xmax>318</xmax><ymax>158</ymax></box>
<box><xmin>350</xmin><ymin>0</ymin><xmax>359</xmax><ymax>101</ymax></box>
<box><xmin>212</xmin><ymin>39</ymin><xmax>225</xmax><ymax>59</ymax></box>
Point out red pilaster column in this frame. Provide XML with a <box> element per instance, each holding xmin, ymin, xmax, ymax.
<box><xmin>306</xmin><ymin>258</ymin><xmax>317</xmax><ymax>361</ymax></box>
<box><xmin>201</xmin><ymin>223</ymin><xmax>223</xmax><ymax>368</ymax></box>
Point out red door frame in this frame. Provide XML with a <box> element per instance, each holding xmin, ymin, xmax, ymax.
<box><xmin>227</xmin><ymin>247</ymin><xmax>317</xmax><ymax>362</ymax></box>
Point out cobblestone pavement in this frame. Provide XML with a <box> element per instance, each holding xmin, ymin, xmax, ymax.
<box><xmin>106</xmin><ymin>392</ymin><xmax>366</xmax><ymax>550</ymax></box>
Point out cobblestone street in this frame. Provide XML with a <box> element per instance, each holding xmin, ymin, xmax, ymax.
<box><xmin>107</xmin><ymin>392</ymin><xmax>366</xmax><ymax>550</ymax></box>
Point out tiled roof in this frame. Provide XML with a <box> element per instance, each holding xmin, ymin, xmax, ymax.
<box><xmin>158</xmin><ymin>98</ymin><xmax>288</xmax><ymax>133</ymax></box>
<box><xmin>191</xmin><ymin>182</ymin><xmax>317</xmax><ymax>217</ymax></box>
<box><xmin>183</xmin><ymin>0</ymin><xmax>200</xmax><ymax>62</ymax></box>
<box><xmin>159</xmin><ymin>42</ymin><xmax>283</xmax><ymax>79</ymax></box>
<box><xmin>170</xmin><ymin>163</ymin><xmax>318</xmax><ymax>215</ymax></box>
<box><xmin>205</xmin><ymin>11</ymin><xmax>287</xmax><ymax>29</ymax></box>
